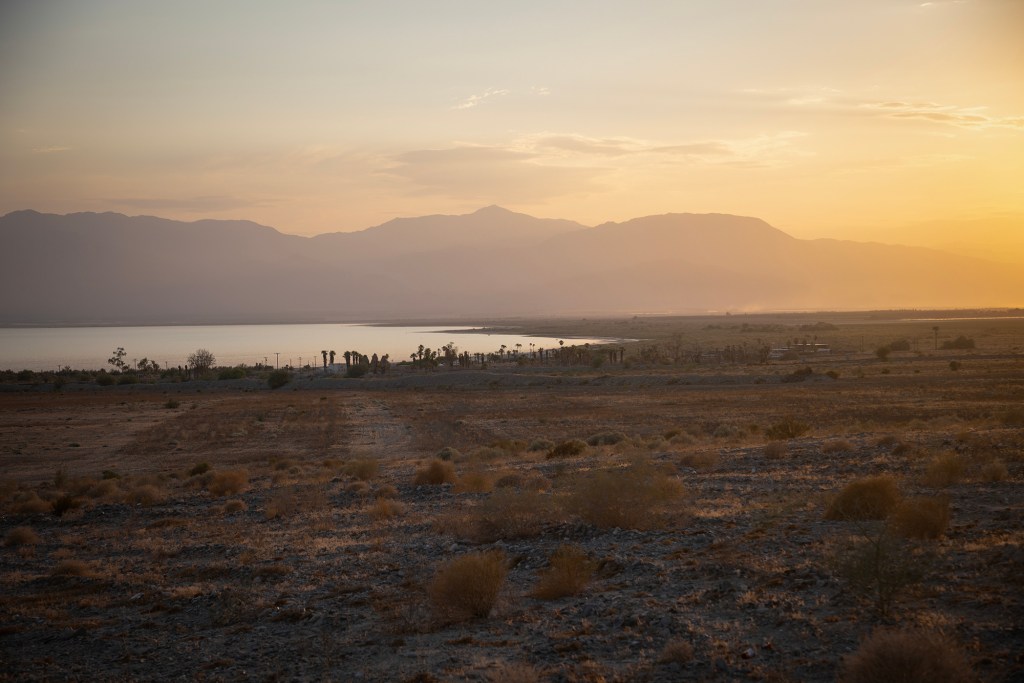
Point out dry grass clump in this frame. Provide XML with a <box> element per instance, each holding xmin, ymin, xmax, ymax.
<box><xmin>124</xmin><ymin>484</ymin><xmax>164</xmax><ymax>506</ymax></box>
<box><xmin>832</xmin><ymin>531</ymin><xmax>927</xmax><ymax>617</ymax></box>
<box><xmin>343</xmin><ymin>459</ymin><xmax>379</xmax><ymax>481</ymax></box>
<box><xmin>840</xmin><ymin>628</ymin><xmax>973</xmax><ymax>683</ymax></box>
<box><xmin>414</xmin><ymin>459</ymin><xmax>457</xmax><ymax>486</ymax></box>
<box><xmin>188</xmin><ymin>462</ymin><xmax>211</xmax><ymax>476</ymax></box>
<box><xmin>51</xmin><ymin>494</ymin><xmax>82</xmax><ymax>517</ymax></box>
<box><xmin>436</xmin><ymin>446</ymin><xmax>461</xmax><ymax>461</ymax></box>
<box><xmin>474</xmin><ymin>489</ymin><xmax>560</xmax><ymax>541</ymax></box>
<box><xmin>527</xmin><ymin>439</ymin><xmax>554</xmax><ymax>452</ymax></box>
<box><xmin>10</xmin><ymin>491</ymin><xmax>55</xmax><ymax>514</ymax></box>
<box><xmin>428</xmin><ymin>550</ymin><xmax>508</xmax><ymax>622</ymax></box>
<box><xmin>823</xmin><ymin>439</ymin><xmax>854</xmax><ymax>453</ymax></box>
<box><xmin>4</xmin><ymin>526</ymin><xmax>40</xmax><ymax>547</ymax></box>
<box><xmin>368</xmin><ymin>498</ymin><xmax>404</xmax><ymax>521</ymax></box>
<box><xmin>546</xmin><ymin>439</ymin><xmax>588</xmax><ymax>459</ymax></box>
<box><xmin>656</xmin><ymin>638</ymin><xmax>695</xmax><ymax>664</ymax></box>
<box><xmin>586</xmin><ymin>431</ymin><xmax>627</xmax><ymax>446</ymax></box>
<box><xmin>222</xmin><ymin>499</ymin><xmax>247</xmax><ymax>514</ymax></box>
<box><xmin>567</xmin><ymin>460</ymin><xmax>684</xmax><ymax>530</ymax></box>
<box><xmin>979</xmin><ymin>460</ymin><xmax>1008</xmax><ymax>482</ymax></box>
<box><xmin>208</xmin><ymin>469</ymin><xmax>249</xmax><ymax>496</ymax></box>
<box><xmin>455</xmin><ymin>469</ymin><xmax>494</xmax><ymax>493</ymax></box>
<box><xmin>264</xmin><ymin>487</ymin><xmax>296</xmax><ymax>519</ymax></box>
<box><xmin>678</xmin><ymin>451</ymin><xmax>719</xmax><ymax>470</ymax></box>
<box><xmin>531</xmin><ymin>544</ymin><xmax>595</xmax><ymax>600</ymax></box>
<box><xmin>488</xmin><ymin>663</ymin><xmax>541</xmax><ymax>683</ymax></box>
<box><xmin>765</xmin><ymin>417</ymin><xmax>810</xmax><ymax>440</ymax></box>
<box><xmin>374</xmin><ymin>484</ymin><xmax>399</xmax><ymax>498</ymax></box>
<box><xmin>52</xmin><ymin>559</ymin><xmax>94</xmax><ymax>577</ymax></box>
<box><xmin>494</xmin><ymin>472</ymin><xmax>550</xmax><ymax>491</ymax></box>
<box><xmin>888</xmin><ymin>496</ymin><xmax>950</xmax><ymax>539</ymax></box>
<box><xmin>85</xmin><ymin>479</ymin><xmax>121</xmax><ymax>500</ymax></box>
<box><xmin>764</xmin><ymin>441</ymin><xmax>788</xmax><ymax>460</ymax></box>
<box><xmin>825</xmin><ymin>475</ymin><xmax>901</xmax><ymax>521</ymax></box>
<box><xmin>922</xmin><ymin>452</ymin><xmax>966</xmax><ymax>488</ymax></box>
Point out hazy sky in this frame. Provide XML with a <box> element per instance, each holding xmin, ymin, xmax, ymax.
<box><xmin>2</xmin><ymin>0</ymin><xmax>1022</xmax><ymax>261</ymax></box>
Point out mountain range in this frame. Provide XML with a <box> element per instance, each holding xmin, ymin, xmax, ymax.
<box><xmin>1</xmin><ymin>206</ymin><xmax>1020</xmax><ymax>325</ymax></box>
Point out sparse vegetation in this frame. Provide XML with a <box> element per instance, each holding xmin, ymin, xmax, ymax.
<box><xmin>413</xmin><ymin>459</ymin><xmax>457</xmax><ymax>486</ymax></box>
<box><xmin>567</xmin><ymin>459</ymin><xmax>683</xmax><ymax>530</ymax></box>
<box><xmin>4</xmin><ymin>526</ymin><xmax>40</xmax><ymax>547</ymax></box>
<box><xmin>428</xmin><ymin>550</ymin><xmax>508</xmax><ymax>622</ymax></box>
<box><xmin>922</xmin><ymin>452</ymin><xmax>966</xmax><ymax>488</ymax></box>
<box><xmin>207</xmin><ymin>469</ymin><xmax>249</xmax><ymax>496</ymax></box>
<box><xmin>825</xmin><ymin>475</ymin><xmax>901</xmax><ymax>521</ymax></box>
<box><xmin>888</xmin><ymin>496</ymin><xmax>950</xmax><ymax>539</ymax></box>
<box><xmin>765</xmin><ymin>417</ymin><xmax>810</xmax><ymax>440</ymax></box>
<box><xmin>840</xmin><ymin>628</ymin><xmax>973</xmax><ymax>683</ymax></box>
<box><xmin>547</xmin><ymin>439</ymin><xmax>588</xmax><ymax>458</ymax></box>
<box><xmin>531</xmin><ymin>544</ymin><xmax>595</xmax><ymax>600</ymax></box>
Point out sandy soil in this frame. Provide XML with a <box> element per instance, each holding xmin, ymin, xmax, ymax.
<box><xmin>1</xmin><ymin>351</ymin><xmax>1022</xmax><ymax>681</ymax></box>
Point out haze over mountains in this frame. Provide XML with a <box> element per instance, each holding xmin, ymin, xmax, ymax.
<box><xmin>1</xmin><ymin>206</ymin><xmax>1020</xmax><ymax>325</ymax></box>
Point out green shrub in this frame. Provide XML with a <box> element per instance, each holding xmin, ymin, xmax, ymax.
<box><xmin>346</xmin><ymin>363</ymin><xmax>370</xmax><ymax>378</ymax></box>
<box><xmin>267</xmin><ymin>369</ymin><xmax>291</xmax><ymax>389</ymax></box>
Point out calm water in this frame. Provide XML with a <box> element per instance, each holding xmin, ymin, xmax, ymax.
<box><xmin>0</xmin><ymin>324</ymin><xmax>614</xmax><ymax>372</ymax></box>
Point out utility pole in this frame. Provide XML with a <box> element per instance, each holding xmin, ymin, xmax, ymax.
<box><xmin>275</xmin><ymin>352</ymin><xmax>280</xmax><ymax>369</ymax></box>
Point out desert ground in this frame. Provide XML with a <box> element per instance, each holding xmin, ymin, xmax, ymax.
<box><xmin>1</xmin><ymin>314</ymin><xmax>1022</xmax><ymax>682</ymax></box>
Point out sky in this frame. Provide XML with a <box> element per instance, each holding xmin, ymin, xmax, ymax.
<box><xmin>2</xmin><ymin>0</ymin><xmax>1022</xmax><ymax>263</ymax></box>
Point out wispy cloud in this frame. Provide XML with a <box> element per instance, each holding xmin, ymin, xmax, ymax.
<box><xmin>862</xmin><ymin>101</ymin><xmax>1024</xmax><ymax>130</ymax></box>
<box><xmin>32</xmin><ymin>145</ymin><xmax>71</xmax><ymax>154</ymax></box>
<box><xmin>453</xmin><ymin>88</ymin><xmax>509</xmax><ymax>110</ymax></box>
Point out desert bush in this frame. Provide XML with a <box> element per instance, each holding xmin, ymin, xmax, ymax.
<box><xmin>832</xmin><ymin>530</ymin><xmax>927</xmax><ymax>617</ymax></box>
<box><xmin>10</xmin><ymin>491</ymin><xmax>52</xmax><ymax>514</ymax></box>
<box><xmin>474</xmin><ymin>489</ymin><xmax>560</xmax><ymax>541</ymax></box>
<box><xmin>436</xmin><ymin>446</ymin><xmax>461</xmax><ymax>461</ymax></box>
<box><xmin>941</xmin><ymin>335</ymin><xmax>975</xmax><ymax>350</ymax></box>
<box><xmin>189</xmin><ymin>462</ymin><xmax>211</xmax><ymax>476</ymax></box>
<box><xmin>875</xmin><ymin>346</ymin><xmax>891</xmax><ymax>361</ymax></box>
<box><xmin>825</xmin><ymin>475</ymin><xmax>901</xmax><ymax>521</ymax></box>
<box><xmin>455</xmin><ymin>469</ymin><xmax>494</xmax><ymax>493</ymax></box>
<box><xmin>531</xmin><ymin>544</ymin><xmax>595</xmax><ymax>600</ymax></box>
<box><xmin>527</xmin><ymin>438</ymin><xmax>554</xmax><ymax>452</ymax></box>
<box><xmin>345</xmin><ymin>363</ymin><xmax>370</xmax><ymax>378</ymax></box>
<box><xmin>125</xmin><ymin>484</ymin><xmax>164</xmax><ymax>506</ymax></box>
<box><xmin>86</xmin><ymin>479</ymin><xmax>120</xmax><ymax>500</ymax></box>
<box><xmin>489</xmin><ymin>439</ymin><xmax>528</xmax><ymax>453</ymax></box>
<box><xmin>488</xmin><ymin>663</ymin><xmax>541</xmax><ymax>683</ymax></box>
<box><xmin>547</xmin><ymin>439</ymin><xmax>588</xmax><ymax>459</ymax></box>
<box><xmin>368</xmin><ymin>498</ymin><xmax>404</xmax><ymax>521</ymax></box>
<box><xmin>493</xmin><ymin>472</ymin><xmax>550</xmax><ymax>491</ymax></box>
<box><xmin>267</xmin><ymin>369</ymin><xmax>291</xmax><ymax>389</ymax></box>
<box><xmin>822</xmin><ymin>439</ymin><xmax>854</xmax><ymax>453</ymax></box>
<box><xmin>343</xmin><ymin>459</ymin><xmax>379</xmax><ymax>481</ymax></box>
<box><xmin>208</xmin><ymin>469</ymin><xmax>249</xmax><ymax>496</ymax></box>
<box><xmin>50</xmin><ymin>494</ymin><xmax>81</xmax><ymax>517</ymax></box>
<box><xmin>782</xmin><ymin>366</ymin><xmax>815</xmax><ymax>383</ymax></box>
<box><xmin>840</xmin><ymin>628</ymin><xmax>973</xmax><ymax>683</ymax></box>
<box><xmin>374</xmin><ymin>484</ymin><xmax>399</xmax><ymax>498</ymax></box>
<box><xmin>764</xmin><ymin>441</ymin><xmax>788</xmax><ymax>460</ymax></box>
<box><xmin>222</xmin><ymin>499</ymin><xmax>247</xmax><ymax>514</ymax></box>
<box><xmin>95</xmin><ymin>373</ymin><xmax>115</xmax><ymax>386</ymax></box>
<box><xmin>657</xmin><ymin>639</ymin><xmax>695</xmax><ymax>664</ymax></box>
<box><xmin>949</xmin><ymin>360</ymin><xmax>962</xmax><ymax>371</ymax></box>
<box><xmin>428</xmin><ymin>550</ymin><xmax>508</xmax><ymax>622</ymax></box>
<box><xmin>217</xmin><ymin>366</ymin><xmax>246</xmax><ymax>380</ymax></box>
<box><xmin>980</xmin><ymin>460</ymin><xmax>1008</xmax><ymax>482</ymax></box>
<box><xmin>889</xmin><ymin>496</ymin><xmax>950</xmax><ymax>539</ymax></box>
<box><xmin>414</xmin><ymin>459</ymin><xmax>457</xmax><ymax>486</ymax></box>
<box><xmin>586</xmin><ymin>431</ymin><xmax>627</xmax><ymax>447</ymax></box>
<box><xmin>888</xmin><ymin>339</ymin><xmax>912</xmax><ymax>352</ymax></box>
<box><xmin>765</xmin><ymin>418</ymin><xmax>810</xmax><ymax>441</ymax></box>
<box><xmin>922</xmin><ymin>452</ymin><xmax>966</xmax><ymax>488</ymax></box>
<box><xmin>265</xmin><ymin>486</ymin><xmax>296</xmax><ymax>519</ymax></box>
<box><xmin>164</xmin><ymin>399</ymin><xmax>180</xmax><ymax>409</ymax></box>
<box><xmin>52</xmin><ymin>559</ymin><xmax>94</xmax><ymax>577</ymax></box>
<box><xmin>567</xmin><ymin>460</ymin><xmax>684</xmax><ymax>530</ymax></box>
<box><xmin>4</xmin><ymin>526</ymin><xmax>40</xmax><ymax>547</ymax></box>
<box><xmin>678</xmin><ymin>451</ymin><xmax>719</xmax><ymax>470</ymax></box>
<box><xmin>101</xmin><ymin>469</ymin><xmax>120</xmax><ymax>480</ymax></box>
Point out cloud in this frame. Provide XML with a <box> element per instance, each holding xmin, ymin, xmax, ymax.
<box><xmin>32</xmin><ymin>145</ymin><xmax>71</xmax><ymax>154</ymax></box>
<box><xmin>385</xmin><ymin>145</ymin><xmax>606</xmax><ymax>202</ymax></box>
<box><xmin>453</xmin><ymin>88</ymin><xmax>509</xmax><ymax>110</ymax></box>
<box><xmin>862</xmin><ymin>101</ymin><xmax>1024</xmax><ymax>130</ymax></box>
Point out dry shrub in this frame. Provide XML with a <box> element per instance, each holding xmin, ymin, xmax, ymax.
<box><xmin>679</xmin><ymin>451</ymin><xmax>718</xmax><ymax>470</ymax></box>
<box><xmin>52</xmin><ymin>559</ymin><xmax>94</xmax><ymax>577</ymax></box>
<box><xmin>343</xmin><ymin>459</ymin><xmax>379</xmax><ymax>481</ymax></box>
<box><xmin>436</xmin><ymin>446</ymin><xmax>461</xmax><ymax>461</ymax></box>
<box><xmin>188</xmin><ymin>462</ymin><xmax>210</xmax><ymax>476</ymax></box>
<box><xmin>489</xmin><ymin>663</ymin><xmax>541</xmax><ymax>683</ymax></box>
<box><xmin>657</xmin><ymin>639</ymin><xmax>695</xmax><ymax>664</ymax></box>
<box><xmin>823</xmin><ymin>439</ymin><xmax>854</xmax><ymax>453</ymax></box>
<box><xmin>455</xmin><ymin>469</ymin><xmax>494</xmax><ymax>493</ymax></box>
<box><xmin>208</xmin><ymin>469</ymin><xmax>249</xmax><ymax>496</ymax></box>
<box><xmin>825</xmin><ymin>475</ymin><xmax>901</xmax><ymax>521</ymax></box>
<box><xmin>547</xmin><ymin>439</ymin><xmax>588</xmax><ymax>459</ymax></box>
<box><xmin>840</xmin><ymin>628</ymin><xmax>973</xmax><ymax>683</ymax></box>
<box><xmin>922</xmin><ymin>452</ymin><xmax>966</xmax><ymax>488</ymax></box>
<box><xmin>832</xmin><ymin>531</ymin><xmax>927</xmax><ymax>617</ymax></box>
<box><xmin>4</xmin><ymin>526</ymin><xmax>40</xmax><ymax>547</ymax></box>
<box><xmin>124</xmin><ymin>484</ymin><xmax>164</xmax><ymax>506</ymax></box>
<box><xmin>532</xmin><ymin>544</ymin><xmax>595</xmax><ymax>600</ymax></box>
<box><xmin>567</xmin><ymin>460</ymin><xmax>684</xmax><ymax>530</ymax></box>
<box><xmin>414</xmin><ymin>459</ymin><xmax>457</xmax><ymax>486</ymax></box>
<box><xmin>86</xmin><ymin>479</ymin><xmax>121</xmax><ymax>500</ymax></box>
<box><xmin>495</xmin><ymin>472</ymin><xmax>550</xmax><ymax>491</ymax></box>
<box><xmin>889</xmin><ymin>496</ymin><xmax>950</xmax><ymax>539</ymax></box>
<box><xmin>474</xmin><ymin>489</ymin><xmax>560</xmax><ymax>541</ymax></box>
<box><xmin>586</xmin><ymin>431</ymin><xmax>627</xmax><ymax>446</ymax></box>
<box><xmin>375</xmin><ymin>484</ymin><xmax>399</xmax><ymax>499</ymax></box>
<box><xmin>527</xmin><ymin>439</ymin><xmax>554</xmax><ymax>452</ymax></box>
<box><xmin>429</xmin><ymin>550</ymin><xmax>507</xmax><ymax>622</ymax></box>
<box><xmin>222</xmin><ymin>499</ymin><xmax>247</xmax><ymax>514</ymax></box>
<box><xmin>980</xmin><ymin>460</ymin><xmax>1008</xmax><ymax>482</ymax></box>
<box><xmin>764</xmin><ymin>441</ymin><xmax>788</xmax><ymax>460</ymax></box>
<box><xmin>51</xmin><ymin>494</ymin><xmax>82</xmax><ymax>517</ymax></box>
<box><xmin>765</xmin><ymin>417</ymin><xmax>810</xmax><ymax>440</ymax></box>
<box><xmin>11</xmin><ymin>492</ymin><xmax>55</xmax><ymax>514</ymax></box>
<box><xmin>265</xmin><ymin>487</ymin><xmax>296</xmax><ymax>519</ymax></box>
<box><xmin>368</xmin><ymin>498</ymin><xmax>404</xmax><ymax>521</ymax></box>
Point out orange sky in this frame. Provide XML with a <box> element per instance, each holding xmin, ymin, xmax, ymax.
<box><xmin>1</xmin><ymin>1</ymin><xmax>1021</xmax><ymax>263</ymax></box>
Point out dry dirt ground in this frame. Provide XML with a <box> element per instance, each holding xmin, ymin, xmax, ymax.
<box><xmin>1</xmin><ymin>351</ymin><xmax>1022</xmax><ymax>681</ymax></box>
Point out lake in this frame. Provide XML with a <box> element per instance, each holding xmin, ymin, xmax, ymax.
<box><xmin>0</xmin><ymin>324</ymin><xmax>617</xmax><ymax>372</ymax></box>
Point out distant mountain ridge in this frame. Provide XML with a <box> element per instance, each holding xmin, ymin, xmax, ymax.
<box><xmin>1</xmin><ymin>207</ymin><xmax>1020</xmax><ymax>324</ymax></box>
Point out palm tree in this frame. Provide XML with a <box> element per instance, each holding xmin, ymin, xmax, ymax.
<box><xmin>329</xmin><ymin>350</ymin><xmax>336</xmax><ymax>365</ymax></box>
<box><xmin>344</xmin><ymin>351</ymin><xmax>352</xmax><ymax>369</ymax></box>
<box><xmin>321</xmin><ymin>350</ymin><xmax>327</xmax><ymax>369</ymax></box>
